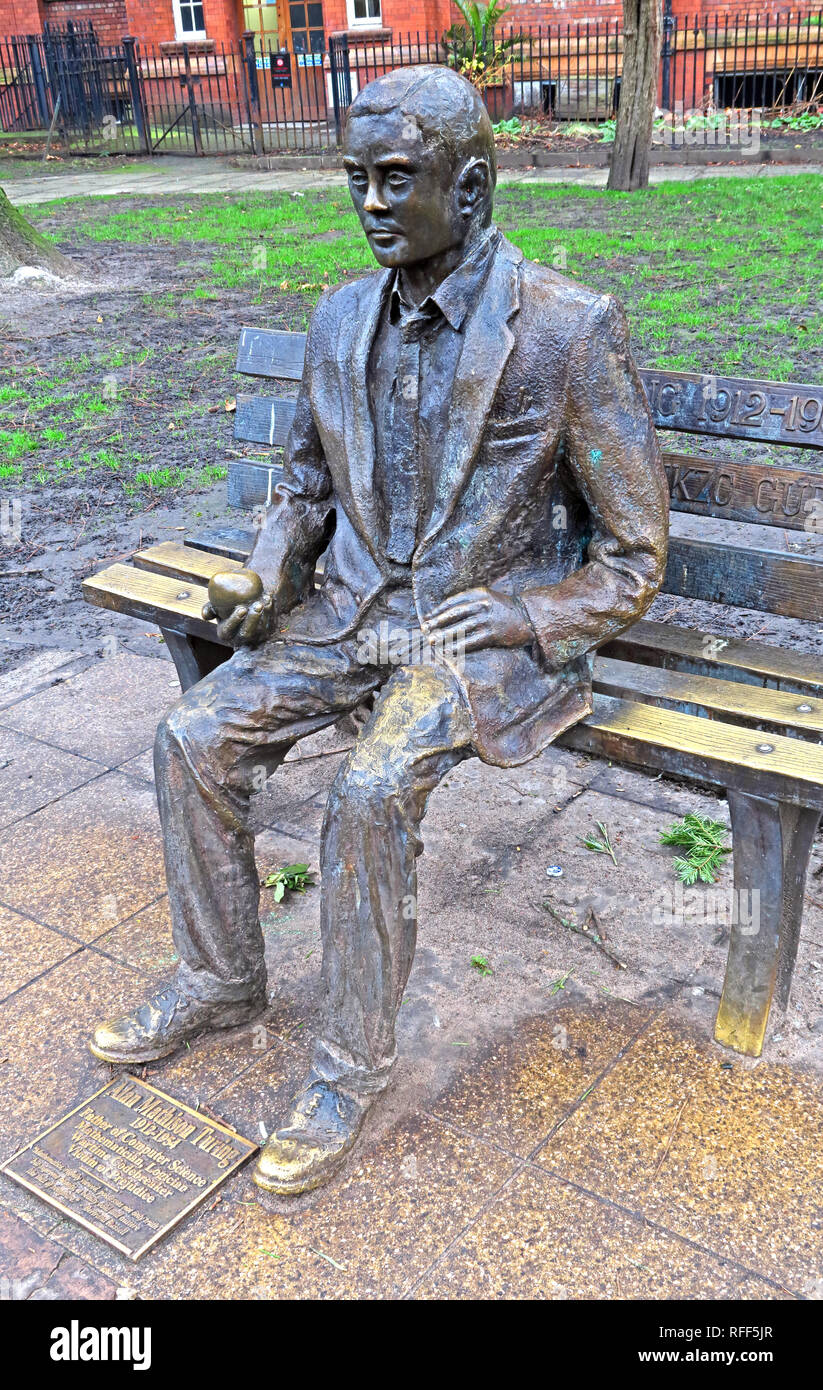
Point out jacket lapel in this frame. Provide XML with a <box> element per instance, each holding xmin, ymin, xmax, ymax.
<box><xmin>337</xmin><ymin>267</ymin><xmax>393</xmax><ymax>550</ymax></box>
<box><xmin>418</xmin><ymin>239</ymin><xmax>522</xmax><ymax>551</ymax></box>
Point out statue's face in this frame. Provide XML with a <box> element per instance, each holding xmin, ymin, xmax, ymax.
<box><xmin>343</xmin><ymin>108</ymin><xmax>461</xmax><ymax>268</ymax></box>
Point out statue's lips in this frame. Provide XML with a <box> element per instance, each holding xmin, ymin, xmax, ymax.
<box><xmin>368</xmin><ymin>228</ymin><xmax>403</xmax><ymax>246</ymax></box>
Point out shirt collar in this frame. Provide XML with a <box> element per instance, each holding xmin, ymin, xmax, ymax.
<box><xmin>391</xmin><ymin>226</ymin><xmax>499</xmax><ymax>332</ymax></box>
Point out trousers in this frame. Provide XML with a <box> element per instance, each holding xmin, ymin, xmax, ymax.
<box><xmin>154</xmin><ymin>602</ymin><xmax>473</xmax><ymax>1095</ymax></box>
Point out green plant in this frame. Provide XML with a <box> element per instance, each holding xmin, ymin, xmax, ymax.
<box><xmin>471</xmin><ymin>953</ymin><xmax>493</xmax><ymax>976</ymax></box>
<box><xmin>768</xmin><ymin>110</ymin><xmax>823</xmax><ymax>131</ymax></box>
<box><xmin>442</xmin><ymin>0</ymin><xmax>527</xmax><ymax>90</ymax></box>
<box><xmin>0</xmin><ymin>429</ymin><xmax>37</xmax><ymax>462</ymax></box>
<box><xmin>582</xmin><ymin>821</ymin><xmax>617</xmax><ymax>865</ymax></box>
<box><xmin>493</xmin><ymin>116</ymin><xmax>522</xmax><ymax>137</ymax></box>
<box><xmin>262</xmin><ymin>863</ymin><xmax>316</xmax><ymax>902</ymax></box>
<box><xmin>659</xmin><ymin>813</ymin><xmax>732</xmax><ymax>884</ymax></box>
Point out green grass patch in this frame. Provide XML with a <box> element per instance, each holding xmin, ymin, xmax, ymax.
<box><xmin>0</xmin><ymin>429</ymin><xmax>37</xmax><ymax>462</ymax></box>
<box><xmin>25</xmin><ymin>173</ymin><xmax>822</xmax><ymax>377</ymax></box>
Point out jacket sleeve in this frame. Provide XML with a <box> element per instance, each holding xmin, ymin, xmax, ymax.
<box><xmin>246</xmin><ymin>297</ymin><xmax>336</xmax><ymax>614</ymax></box>
<box><xmin>519</xmin><ymin>292</ymin><xmax>669</xmax><ymax>670</ymax></box>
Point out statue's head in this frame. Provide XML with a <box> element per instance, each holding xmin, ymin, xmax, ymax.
<box><xmin>343</xmin><ymin>64</ymin><xmax>497</xmax><ymax>269</ymax></box>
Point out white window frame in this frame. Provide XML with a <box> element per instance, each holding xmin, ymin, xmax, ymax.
<box><xmin>346</xmin><ymin>0</ymin><xmax>382</xmax><ymax>29</ymax></box>
<box><xmin>173</xmin><ymin>0</ymin><xmax>208</xmax><ymax>42</ymax></box>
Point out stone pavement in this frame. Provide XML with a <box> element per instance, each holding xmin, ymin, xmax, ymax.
<box><xmin>0</xmin><ymin>646</ymin><xmax>821</xmax><ymax>1300</ymax></box>
<box><xmin>5</xmin><ymin>153</ymin><xmax>823</xmax><ymax>207</ymax></box>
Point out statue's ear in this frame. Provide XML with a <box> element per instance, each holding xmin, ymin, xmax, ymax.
<box><xmin>457</xmin><ymin>158</ymin><xmax>491</xmax><ymax>217</ymax></box>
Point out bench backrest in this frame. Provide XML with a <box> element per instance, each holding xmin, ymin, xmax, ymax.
<box><xmin>231</xmin><ymin>326</ymin><xmax>823</xmax><ymax>622</ymax></box>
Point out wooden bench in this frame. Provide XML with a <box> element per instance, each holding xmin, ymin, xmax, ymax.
<box><xmin>84</xmin><ymin>327</ymin><xmax>823</xmax><ymax>1060</ymax></box>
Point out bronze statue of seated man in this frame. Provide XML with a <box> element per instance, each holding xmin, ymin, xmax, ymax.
<box><xmin>90</xmin><ymin>65</ymin><xmax>668</xmax><ymax>1196</ymax></box>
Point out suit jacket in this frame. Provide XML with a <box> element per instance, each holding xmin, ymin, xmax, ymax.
<box><xmin>248</xmin><ymin>232</ymin><xmax>669</xmax><ymax>768</ymax></box>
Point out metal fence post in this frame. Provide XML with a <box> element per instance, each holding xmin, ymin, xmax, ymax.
<box><xmin>660</xmin><ymin>0</ymin><xmax>674</xmax><ymax>112</ymax></box>
<box><xmin>182</xmin><ymin>42</ymin><xmax>203</xmax><ymax>154</ymax></box>
<box><xmin>328</xmin><ymin>32</ymin><xmax>351</xmax><ymax>145</ymax></box>
<box><xmin>122</xmin><ymin>35</ymin><xmax>149</xmax><ymax>153</ymax></box>
<box><xmin>26</xmin><ymin>35</ymin><xmax>50</xmax><ymax>127</ymax></box>
<box><xmin>242</xmin><ymin>30</ymin><xmax>265</xmax><ymax>155</ymax></box>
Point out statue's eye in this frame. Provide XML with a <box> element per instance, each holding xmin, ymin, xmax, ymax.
<box><xmin>348</xmin><ymin>169</ymin><xmax>368</xmax><ymax>190</ymax></box>
<box><xmin>386</xmin><ymin>171</ymin><xmax>410</xmax><ymax>190</ymax></box>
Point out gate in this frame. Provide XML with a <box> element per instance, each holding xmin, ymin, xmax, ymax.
<box><xmin>0</xmin><ymin>34</ymin><xmax>52</xmax><ymax>133</ymax></box>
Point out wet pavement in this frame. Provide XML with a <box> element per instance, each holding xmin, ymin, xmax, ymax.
<box><xmin>0</xmin><ymin>643</ymin><xmax>820</xmax><ymax>1299</ymax></box>
<box><xmin>5</xmin><ymin>154</ymin><xmax>823</xmax><ymax>207</ymax></box>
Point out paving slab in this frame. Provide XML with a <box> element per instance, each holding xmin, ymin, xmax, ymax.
<box><xmin>0</xmin><ymin>1207</ymin><xmax>65</xmax><ymax>1297</ymax></box>
<box><xmin>28</xmin><ymin>1254</ymin><xmax>119</xmax><ymax>1300</ymax></box>
<box><xmin>412</xmin><ymin>1166</ymin><xmax>784</xmax><ymax>1300</ymax></box>
<box><xmin>427</xmin><ymin>1001</ymin><xmax>654</xmax><ymax>1158</ymax></box>
<box><xmin>0</xmin><ymin>950</ymin><xmax>144</xmax><ymax>1163</ymax></box>
<box><xmin>91</xmin><ymin>897</ymin><xmax>179</xmax><ymax>978</ymax></box>
<box><xmin>0</xmin><ymin>727</ymin><xmax>103</xmax><ymax>828</ymax></box>
<box><xmin>1</xmin><ymin>652</ymin><xmax>180</xmax><ymax>768</ymax></box>
<box><xmin>0</xmin><ymin>903</ymin><xmax>81</xmax><ymax>1002</ymax></box>
<box><xmin>256</xmin><ymin>1110</ymin><xmax>520</xmax><ymax>1299</ymax></box>
<box><xmin>0</xmin><ymin>649</ymin><xmax>89</xmax><ymax>713</ymax></box>
<box><xmin>0</xmin><ymin>648</ymin><xmax>819</xmax><ymax>1298</ymax></box>
<box><xmin>0</xmin><ymin>771</ymin><xmax>166</xmax><ymax>941</ymax></box>
<box><xmin>533</xmin><ymin>1014</ymin><xmax>823</xmax><ymax>1293</ymax></box>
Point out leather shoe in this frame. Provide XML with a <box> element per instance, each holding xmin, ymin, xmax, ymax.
<box><xmin>253</xmin><ymin>1072</ymin><xmax>374</xmax><ymax>1195</ymax></box>
<box><xmin>89</xmin><ymin>985</ymin><xmax>266</xmax><ymax>1064</ymax></box>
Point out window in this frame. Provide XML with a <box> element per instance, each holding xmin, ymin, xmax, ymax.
<box><xmin>289</xmin><ymin>2</ymin><xmax>325</xmax><ymax>55</ymax></box>
<box><xmin>347</xmin><ymin>0</ymin><xmax>381</xmax><ymax>27</ymax></box>
<box><xmin>173</xmin><ymin>0</ymin><xmax>207</xmax><ymax>40</ymax></box>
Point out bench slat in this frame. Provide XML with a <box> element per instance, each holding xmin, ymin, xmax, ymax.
<box><xmin>560</xmin><ymin>692</ymin><xmax>823</xmax><ymax>808</ymax></box>
<box><xmin>640</xmin><ymin>368</ymin><xmax>823</xmax><ymax>450</ymax></box>
<box><xmin>664</xmin><ymin>535</ymin><xmax>823</xmax><ymax>618</ymax></box>
<box><xmin>236</xmin><ymin>327</ymin><xmax>306</xmax><ymax>381</ymax></box>
<box><xmin>133</xmin><ymin>542</ymin><xmax>243</xmax><ymax>585</ymax></box>
<box><xmin>663</xmin><ymin>451</ymin><xmax>823</xmax><ymax>530</ymax></box>
<box><xmin>82</xmin><ymin>564</ymin><xmax>216</xmax><ymax>642</ymax></box>
<box><xmin>234</xmin><ymin>394</ymin><xmax>296</xmax><ymax>447</ymax></box>
<box><xmin>186</xmin><ymin>525</ymin><xmax>256</xmax><ymax>562</ymax></box>
<box><xmin>603</xmin><ymin>619</ymin><xmax>823</xmax><ymax>695</ymax></box>
<box><xmin>232</xmin><ymin>328</ymin><xmax>823</xmax><ymax>450</ymax></box>
<box><xmin>227</xmin><ymin>458</ymin><xmax>285</xmax><ymax>510</ymax></box>
<box><xmin>593</xmin><ymin>655</ymin><xmax>823</xmax><ymax>736</ymax></box>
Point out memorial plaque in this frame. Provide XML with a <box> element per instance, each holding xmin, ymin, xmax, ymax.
<box><xmin>1</xmin><ymin>1078</ymin><xmax>258</xmax><ymax>1260</ymax></box>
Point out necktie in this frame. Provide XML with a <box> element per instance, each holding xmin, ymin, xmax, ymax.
<box><xmin>385</xmin><ymin>306</ymin><xmax>431</xmax><ymax>564</ymax></box>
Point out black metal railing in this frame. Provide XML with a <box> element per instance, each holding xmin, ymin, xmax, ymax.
<box><xmin>0</xmin><ymin>11</ymin><xmax>821</xmax><ymax>157</ymax></box>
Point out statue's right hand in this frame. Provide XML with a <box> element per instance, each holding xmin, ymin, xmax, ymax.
<box><xmin>202</xmin><ymin>570</ymin><xmax>276</xmax><ymax>647</ymax></box>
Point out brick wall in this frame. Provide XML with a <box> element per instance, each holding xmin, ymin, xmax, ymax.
<box><xmin>0</xmin><ymin>0</ymin><xmax>242</xmax><ymax>47</ymax></box>
<box><xmin>2</xmin><ymin>0</ymin><xmax>820</xmax><ymax>49</ymax></box>
<box><xmin>0</xmin><ymin>0</ymin><xmax>44</xmax><ymax>33</ymax></box>
<box><xmin>40</xmin><ymin>0</ymin><xmax>127</xmax><ymax>43</ymax></box>
<box><xmin>119</xmin><ymin>0</ymin><xmax>241</xmax><ymax>47</ymax></box>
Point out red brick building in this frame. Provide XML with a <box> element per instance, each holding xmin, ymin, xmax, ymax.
<box><xmin>1</xmin><ymin>0</ymin><xmax>814</xmax><ymax>51</ymax></box>
<box><xmin>1</xmin><ymin>0</ymin><xmax>820</xmax><ymax>141</ymax></box>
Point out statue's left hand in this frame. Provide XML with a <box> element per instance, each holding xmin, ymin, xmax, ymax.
<box><xmin>424</xmin><ymin>587</ymin><xmax>534</xmax><ymax>654</ymax></box>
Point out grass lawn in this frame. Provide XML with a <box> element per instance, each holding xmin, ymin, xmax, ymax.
<box><xmin>3</xmin><ymin>173</ymin><xmax>821</xmax><ymax>500</ymax></box>
<box><xmin>31</xmin><ymin>171</ymin><xmax>823</xmax><ymax>381</ymax></box>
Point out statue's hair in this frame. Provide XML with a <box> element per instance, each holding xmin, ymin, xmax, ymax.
<box><xmin>345</xmin><ymin>65</ymin><xmax>497</xmax><ymax>190</ymax></box>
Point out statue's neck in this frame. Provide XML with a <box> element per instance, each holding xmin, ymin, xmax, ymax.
<box><xmin>398</xmin><ymin>224</ymin><xmax>487</xmax><ymax>307</ymax></box>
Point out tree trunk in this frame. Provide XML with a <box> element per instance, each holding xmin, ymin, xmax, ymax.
<box><xmin>607</xmin><ymin>0</ymin><xmax>663</xmax><ymax>192</ymax></box>
<box><xmin>0</xmin><ymin>186</ymin><xmax>76</xmax><ymax>279</ymax></box>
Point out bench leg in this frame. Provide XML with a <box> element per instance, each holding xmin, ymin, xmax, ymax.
<box><xmin>714</xmin><ymin>791</ymin><xmax>819</xmax><ymax>1057</ymax></box>
<box><xmin>161</xmin><ymin>628</ymin><xmax>231</xmax><ymax>693</ymax></box>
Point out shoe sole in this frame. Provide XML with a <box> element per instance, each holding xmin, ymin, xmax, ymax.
<box><xmin>88</xmin><ymin>998</ymin><xmax>267</xmax><ymax>1066</ymax></box>
<box><xmin>252</xmin><ymin>1144</ymin><xmax>353</xmax><ymax>1196</ymax></box>
<box><xmin>88</xmin><ymin>1037</ymin><xmax>187</xmax><ymax>1065</ymax></box>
